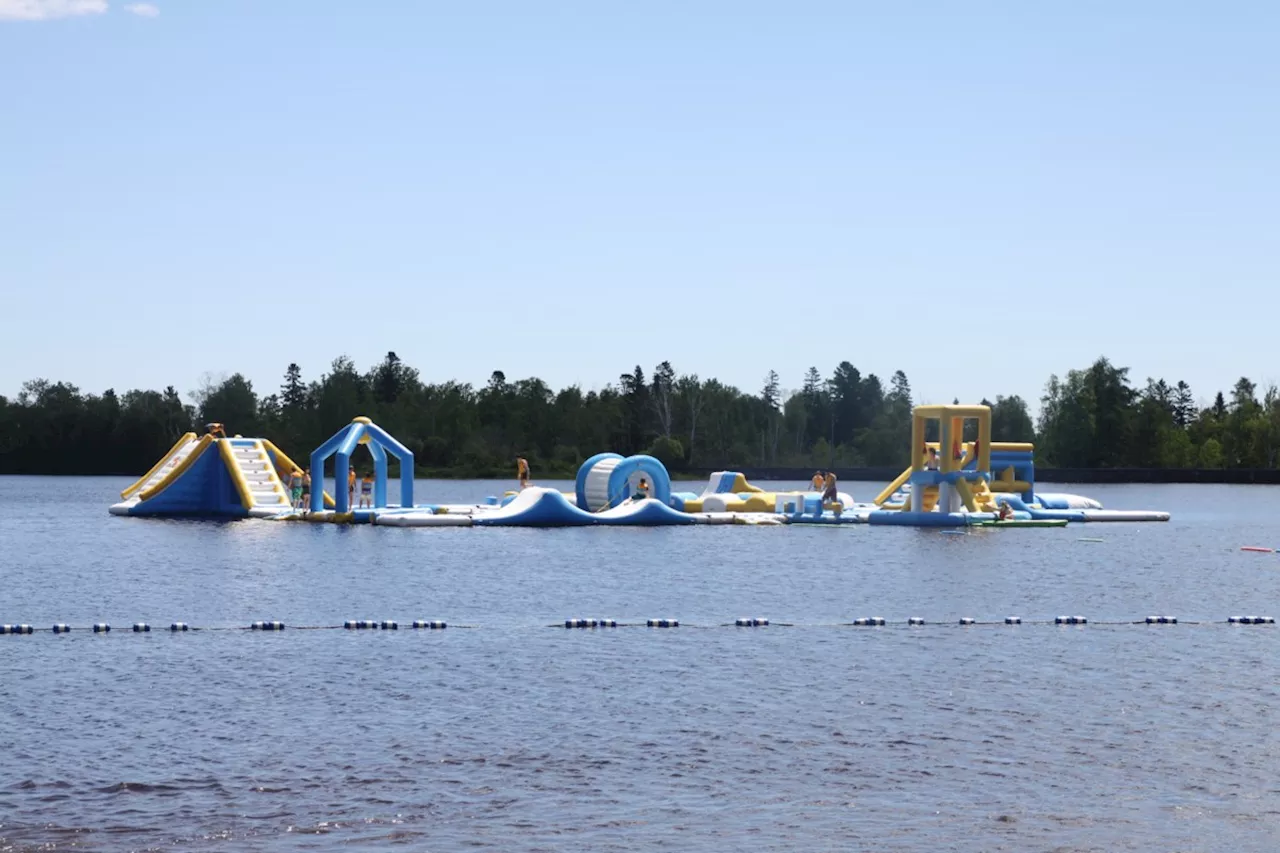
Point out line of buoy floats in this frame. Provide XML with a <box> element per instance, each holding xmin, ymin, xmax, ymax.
<box><xmin>1</xmin><ymin>615</ymin><xmax>1277</xmax><ymax>635</ymax></box>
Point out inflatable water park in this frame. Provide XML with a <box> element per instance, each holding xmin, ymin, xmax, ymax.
<box><xmin>109</xmin><ymin>405</ymin><xmax>1170</xmax><ymax>527</ymax></box>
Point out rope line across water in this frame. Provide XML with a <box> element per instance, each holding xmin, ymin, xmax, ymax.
<box><xmin>1</xmin><ymin>616</ymin><xmax>1276</xmax><ymax>635</ymax></box>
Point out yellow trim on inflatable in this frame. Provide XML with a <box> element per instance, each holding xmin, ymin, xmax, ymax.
<box><xmin>989</xmin><ymin>480</ymin><xmax>1032</xmax><ymax>493</ymax></box>
<box><xmin>262</xmin><ymin>439</ymin><xmax>336</xmax><ymax>508</ymax></box>
<box><xmin>874</xmin><ymin>467</ymin><xmax>913</xmax><ymax>506</ymax></box>
<box><xmin>138</xmin><ymin>434</ymin><xmax>214</xmax><ymax>502</ymax></box>
<box><xmin>730</xmin><ymin>473</ymin><xmax>764</xmax><ymax>493</ymax></box>
<box><xmin>218</xmin><ymin>439</ymin><xmax>256</xmax><ymax>509</ymax></box>
<box><xmin>954</xmin><ymin>478</ymin><xmax>978</xmax><ymax>513</ymax></box>
<box><xmin>121</xmin><ymin>432</ymin><xmax>196</xmax><ymax>499</ymax></box>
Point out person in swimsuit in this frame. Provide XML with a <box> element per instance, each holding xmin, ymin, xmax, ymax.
<box><xmin>635</xmin><ymin>477</ymin><xmax>650</xmax><ymax>500</ymax></box>
<box><xmin>822</xmin><ymin>472</ymin><xmax>838</xmax><ymax>503</ymax></box>
<box><xmin>822</xmin><ymin>472</ymin><xmax>842</xmax><ymax>517</ymax></box>
<box><xmin>205</xmin><ymin>422</ymin><xmax>226</xmax><ymax>438</ymax></box>
<box><xmin>517</xmin><ymin>457</ymin><xmax>530</xmax><ymax>489</ymax></box>
<box><xmin>810</xmin><ymin>471</ymin><xmax>825</xmax><ymax>491</ymax></box>
<box><xmin>289</xmin><ymin>469</ymin><xmax>303</xmax><ymax>509</ymax></box>
<box><xmin>348</xmin><ymin>466</ymin><xmax>357</xmax><ymax>507</ymax></box>
<box><xmin>925</xmin><ymin>448</ymin><xmax>940</xmax><ymax>471</ymax></box>
<box><xmin>997</xmin><ymin>501</ymin><xmax>1014</xmax><ymax>521</ymax></box>
<box><xmin>360</xmin><ymin>473</ymin><xmax>374</xmax><ymax>508</ymax></box>
<box><xmin>300</xmin><ymin>469</ymin><xmax>311</xmax><ymax>511</ymax></box>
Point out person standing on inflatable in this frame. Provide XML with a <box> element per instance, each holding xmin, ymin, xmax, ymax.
<box><xmin>810</xmin><ymin>471</ymin><xmax>825</xmax><ymax>491</ymax></box>
<box><xmin>348</xmin><ymin>466</ymin><xmax>357</xmax><ymax>508</ymax></box>
<box><xmin>517</xmin><ymin>457</ymin><xmax>531</xmax><ymax>489</ymax></box>
<box><xmin>822</xmin><ymin>471</ymin><xmax>842</xmax><ymax>517</ymax></box>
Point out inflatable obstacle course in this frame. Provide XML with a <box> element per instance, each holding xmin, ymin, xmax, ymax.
<box><xmin>112</xmin><ymin>403</ymin><xmax>1168</xmax><ymax>527</ymax></box>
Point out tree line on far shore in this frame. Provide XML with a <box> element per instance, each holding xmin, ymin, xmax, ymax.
<box><xmin>1</xmin><ymin>353</ymin><xmax>1277</xmax><ymax>476</ymax></box>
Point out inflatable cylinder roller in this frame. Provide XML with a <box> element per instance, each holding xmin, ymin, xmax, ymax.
<box><xmin>576</xmin><ymin>453</ymin><xmax>623</xmax><ymax>511</ymax></box>
<box><xmin>575</xmin><ymin>453</ymin><xmax>672</xmax><ymax>511</ymax></box>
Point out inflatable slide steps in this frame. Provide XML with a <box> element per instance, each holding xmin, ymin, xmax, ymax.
<box><xmin>225</xmin><ymin>440</ymin><xmax>291</xmax><ymax>511</ymax></box>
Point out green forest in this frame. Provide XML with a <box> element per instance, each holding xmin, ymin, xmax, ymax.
<box><xmin>1</xmin><ymin>353</ymin><xmax>1278</xmax><ymax>476</ymax></box>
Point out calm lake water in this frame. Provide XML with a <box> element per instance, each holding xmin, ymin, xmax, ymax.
<box><xmin>2</xmin><ymin>477</ymin><xmax>1279</xmax><ymax>851</ymax></box>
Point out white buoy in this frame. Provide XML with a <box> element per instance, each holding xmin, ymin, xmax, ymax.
<box><xmin>3</xmin><ymin>624</ymin><xmax>34</xmax><ymax>635</ymax></box>
<box><xmin>959</xmin><ymin>617</ymin><xmax>976</xmax><ymax>625</ymax></box>
<box><xmin>52</xmin><ymin>623</ymin><xmax>71</xmax><ymax>634</ymax></box>
<box><xmin>1005</xmin><ymin>616</ymin><xmax>1022</xmax><ymax>625</ymax></box>
<box><xmin>735</xmin><ymin>618</ymin><xmax>768</xmax><ymax>627</ymax></box>
<box><xmin>170</xmin><ymin>622</ymin><xmax>189</xmax><ymax>632</ymax></box>
<box><xmin>132</xmin><ymin>623</ymin><xmax>151</xmax><ymax>633</ymax></box>
<box><xmin>93</xmin><ymin>623</ymin><xmax>110</xmax><ymax>633</ymax></box>
<box><xmin>252</xmin><ymin>621</ymin><xmax>285</xmax><ymax>631</ymax></box>
<box><xmin>380</xmin><ymin>620</ymin><xmax>398</xmax><ymax>630</ymax></box>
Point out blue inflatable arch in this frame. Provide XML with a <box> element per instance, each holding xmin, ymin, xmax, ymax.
<box><xmin>310</xmin><ymin>417</ymin><xmax>414</xmax><ymax>512</ymax></box>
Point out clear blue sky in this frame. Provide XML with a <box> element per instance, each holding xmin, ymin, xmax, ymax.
<box><xmin>3</xmin><ymin>0</ymin><xmax>1277</xmax><ymax>413</ymax></box>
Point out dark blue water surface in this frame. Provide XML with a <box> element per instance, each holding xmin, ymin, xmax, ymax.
<box><xmin>3</xmin><ymin>477</ymin><xmax>1280</xmax><ymax>851</ymax></box>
